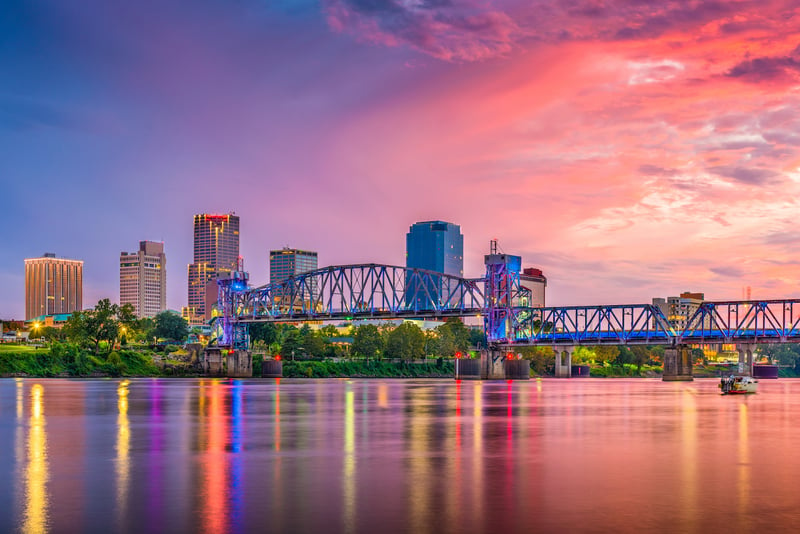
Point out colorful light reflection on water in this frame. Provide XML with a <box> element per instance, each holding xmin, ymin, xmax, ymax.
<box><xmin>2</xmin><ymin>378</ymin><xmax>800</xmax><ymax>533</ymax></box>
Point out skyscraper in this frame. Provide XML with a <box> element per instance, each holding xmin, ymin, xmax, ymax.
<box><xmin>405</xmin><ymin>221</ymin><xmax>464</xmax><ymax>309</ymax></box>
<box><xmin>186</xmin><ymin>213</ymin><xmax>240</xmax><ymax>323</ymax></box>
<box><xmin>24</xmin><ymin>253</ymin><xmax>83</xmax><ymax>320</ymax></box>
<box><xmin>269</xmin><ymin>247</ymin><xmax>318</xmax><ymax>284</ymax></box>
<box><xmin>269</xmin><ymin>247</ymin><xmax>319</xmax><ymax>308</ymax></box>
<box><xmin>406</xmin><ymin>221</ymin><xmax>464</xmax><ymax>276</ymax></box>
<box><xmin>120</xmin><ymin>241</ymin><xmax>167</xmax><ymax>318</ymax></box>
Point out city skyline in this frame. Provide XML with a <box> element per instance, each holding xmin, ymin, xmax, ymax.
<box><xmin>3</xmin><ymin>0</ymin><xmax>800</xmax><ymax>318</ymax></box>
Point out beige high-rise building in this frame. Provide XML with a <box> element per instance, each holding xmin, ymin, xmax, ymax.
<box><xmin>120</xmin><ymin>241</ymin><xmax>167</xmax><ymax>318</ymax></box>
<box><xmin>25</xmin><ymin>253</ymin><xmax>83</xmax><ymax>320</ymax></box>
<box><xmin>186</xmin><ymin>213</ymin><xmax>240</xmax><ymax>324</ymax></box>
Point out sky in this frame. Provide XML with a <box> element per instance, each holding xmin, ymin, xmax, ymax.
<box><xmin>2</xmin><ymin>0</ymin><xmax>800</xmax><ymax>318</ymax></box>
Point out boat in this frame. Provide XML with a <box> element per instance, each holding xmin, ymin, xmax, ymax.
<box><xmin>720</xmin><ymin>375</ymin><xmax>758</xmax><ymax>395</ymax></box>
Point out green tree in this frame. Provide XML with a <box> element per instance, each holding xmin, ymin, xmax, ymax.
<box><xmin>302</xmin><ymin>328</ymin><xmax>326</xmax><ymax>358</ymax></box>
<box><xmin>571</xmin><ymin>346</ymin><xmax>595</xmax><ymax>364</ymax></box>
<box><xmin>517</xmin><ymin>346</ymin><xmax>555</xmax><ymax>375</ymax></box>
<box><xmin>280</xmin><ymin>329</ymin><xmax>302</xmax><ymax>359</ymax></box>
<box><xmin>153</xmin><ymin>311</ymin><xmax>189</xmax><ymax>342</ymax></box>
<box><xmin>385</xmin><ymin>322</ymin><xmax>426</xmax><ymax>361</ymax></box>
<box><xmin>437</xmin><ymin>319</ymin><xmax>471</xmax><ymax>353</ymax></box>
<box><xmin>616</xmin><ymin>346</ymin><xmax>634</xmax><ymax>366</ymax></box>
<box><xmin>250</xmin><ymin>323</ymin><xmax>279</xmax><ymax>346</ymax></box>
<box><xmin>630</xmin><ymin>346</ymin><xmax>649</xmax><ymax>371</ymax></box>
<box><xmin>594</xmin><ymin>345</ymin><xmax>619</xmax><ymax>365</ymax></box>
<box><xmin>468</xmin><ymin>327</ymin><xmax>487</xmax><ymax>349</ymax></box>
<box><xmin>63</xmin><ymin>299</ymin><xmax>121</xmax><ymax>354</ymax></box>
<box><xmin>352</xmin><ymin>324</ymin><xmax>384</xmax><ymax>360</ymax></box>
<box><xmin>39</xmin><ymin>326</ymin><xmax>65</xmax><ymax>342</ymax></box>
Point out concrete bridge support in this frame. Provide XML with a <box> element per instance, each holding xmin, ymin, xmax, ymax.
<box><xmin>555</xmin><ymin>346</ymin><xmax>574</xmax><ymax>378</ymax></box>
<box><xmin>736</xmin><ymin>344</ymin><xmax>756</xmax><ymax>376</ymax></box>
<box><xmin>663</xmin><ymin>346</ymin><xmax>693</xmax><ymax>381</ymax></box>
<box><xmin>480</xmin><ymin>348</ymin><xmax>507</xmax><ymax>380</ymax></box>
<box><xmin>202</xmin><ymin>348</ymin><xmax>253</xmax><ymax>377</ymax></box>
<box><xmin>226</xmin><ymin>350</ymin><xmax>252</xmax><ymax>378</ymax></box>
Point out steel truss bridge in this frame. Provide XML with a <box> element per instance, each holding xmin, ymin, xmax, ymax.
<box><xmin>216</xmin><ymin>263</ymin><xmax>800</xmax><ymax>350</ymax></box>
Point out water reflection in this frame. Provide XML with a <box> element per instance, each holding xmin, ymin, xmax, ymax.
<box><xmin>408</xmin><ymin>385</ymin><xmax>431</xmax><ymax>534</ymax></box>
<box><xmin>116</xmin><ymin>380</ymin><xmax>130</xmax><ymax>530</ymax></box>
<box><xmin>229</xmin><ymin>380</ymin><xmax>244</xmax><ymax>531</ymax></box>
<box><xmin>22</xmin><ymin>383</ymin><xmax>48</xmax><ymax>534</ymax></box>
<box><xmin>738</xmin><ymin>403</ymin><xmax>750</xmax><ymax>529</ymax></box>
<box><xmin>202</xmin><ymin>379</ymin><xmax>228</xmax><ymax>534</ymax></box>
<box><xmin>680</xmin><ymin>389</ymin><xmax>697</xmax><ymax>528</ymax></box>
<box><xmin>343</xmin><ymin>383</ymin><xmax>356</xmax><ymax>534</ymax></box>
<box><xmin>6</xmin><ymin>378</ymin><xmax>800</xmax><ymax>533</ymax></box>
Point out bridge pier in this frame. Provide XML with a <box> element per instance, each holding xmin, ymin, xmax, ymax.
<box><xmin>480</xmin><ymin>348</ymin><xmax>507</xmax><ymax>379</ymax></box>
<box><xmin>555</xmin><ymin>346</ymin><xmax>573</xmax><ymax>378</ymax></box>
<box><xmin>736</xmin><ymin>344</ymin><xmax>756</xmax><ymax>376</ymax></box>
<box><xmin>662</xmin><ymin>345</ymin><xmax>693</xmax><ymax>381</ymax></box>
<box><xmin>202</xmin><ymin>348</ymin><xmax>253</xmax><ymax>377</ymax></box>
<box><xmin>226</xmin><ymin>349</ymin><xmax>253</xmax><ymax>378</ymax></box>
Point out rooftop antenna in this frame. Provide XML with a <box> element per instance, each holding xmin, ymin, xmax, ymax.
<box><xmin>490</xmin><ymin>239</ymin><xmax>497</xmax><ymax>255</ymax></box>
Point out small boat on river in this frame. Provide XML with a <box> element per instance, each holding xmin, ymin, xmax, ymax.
<box><xmin>720</xmin><ymin>375</ymin><xmax>758</xmax><ymax>395</ymax></box>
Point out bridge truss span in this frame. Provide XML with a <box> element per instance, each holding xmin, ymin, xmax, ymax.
<box><xmin>512</xmin><ymin>304</ymin><xmax>674</xmax><ymax>346</ymax></box>
<box><xmin>509</xmin><ymin>299</ymin><xmax>800</xmax><ymax>347</ymax></box>
<box><xmin>227</xmin><ymin>263</ymin><xmax>485</xmax><ymax>323</ymax></box>
<box><xmin>681</xmin><ymin>299</ymin><xmax>800</xmax><ymax>344</ymax></box>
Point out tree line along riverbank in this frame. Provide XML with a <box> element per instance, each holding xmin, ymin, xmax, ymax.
<box><xmin>7</xmin><ymin>343</ymin><xmax>796</xmax><ymax>379</ymax></box>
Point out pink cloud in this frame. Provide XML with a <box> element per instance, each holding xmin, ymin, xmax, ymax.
<box><xmin>323</xmin><ymin>0</ymin><xmax>519</xmax><ymax>61</ymax></box>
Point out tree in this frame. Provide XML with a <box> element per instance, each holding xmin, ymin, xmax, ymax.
<box><xmin>385</xmin><ymin>322</ymin><xmax>426</xmax><ymax>361</ymax></box>
<box><xmin>439</xmin><ymin>319</ymin><xmax>471</xmax><ymax>352</ymax></box>
<box><xmin>153</xmin><ymin>311</ymin><xmax>189</xmax><ymax>342</ymax></box>
<box><xmin>594</xmin><ymin>345</ymin><xmax>619</xmax><ymax>365</ymax></box>
<box><xmin>63</xmin><ymin>299</ymin><xmax>121</xmax><ymax>354</ymax></box>
<box><xmin>517</xmin><ymin>346</ymin><xmax>555</xmax><ymax>375</ymax></box>
<box><xmin>352</xmin><ymin>324</ymin><xmax>384</xmax><ymax>360</ymax></box>
<box><xmin>616</xmin><ymin>346</ymin><xmax>634</xmax><ymax>366</ymax></box>
<box><xmin>39</xmin><ymin>326</ymin><xmax>65</xmax><ymax>342</ymax></box>
<box><xmin>468</xmin><ymin>327</ymin><xmax>486</xmax><ymax>349</ymax></box>
<box><xmin>630</xmin><ymin>346</ymin><xmax>649</xmax><ymax>371</ymax></box>
<box><xmin>302</xmin><ymin>329</ymin><xmax>326</xmax><ymax>358</ymax></box>
<box><xmin>250</xmin><ymin>323</ymin><xmax>279</xmax><ymax>346</ymax></box>
<box><xmin>280</xmin><ymin>329</ymin><xmax>302</xmax><ymax>359</ymax></box>
<box><xmin>571</xmin><ymin>346</ymin><xmax>594</xmax><ymax>364</ymax></box>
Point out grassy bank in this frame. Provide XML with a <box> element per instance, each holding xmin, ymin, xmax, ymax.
<box><xmin>0</xmin><ymin>344</ymin><xmax>166</xmax><ymax>377</ymax></box>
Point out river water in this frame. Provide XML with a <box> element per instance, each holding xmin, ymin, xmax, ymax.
<box><xmin>1</xmin><ymin>377</ymin><xmax>800</xmax><ymax>533</ymax></box>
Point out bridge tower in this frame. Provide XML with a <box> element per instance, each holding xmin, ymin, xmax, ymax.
<box><xmin>205</xmin><ymin>268</ymin><xmax>253</xmax><ymax>377</ymax></box>
<box><xmin>482</xmin><ymin>241</ymin><xmax>529</xmax><ymax>379</ymax></box>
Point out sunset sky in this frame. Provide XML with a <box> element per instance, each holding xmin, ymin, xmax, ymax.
<box><xmin>2</xmin><ymin>0</ymin><xmax>800</xmax><ymax>318</ymax></box>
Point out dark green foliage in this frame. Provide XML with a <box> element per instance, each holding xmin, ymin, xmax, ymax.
<box><xmin>0</xmin><ymin>344</ymin><xmax>166</xmax><ymax>377</ymax></box>
<box><xmin>352</xmin><ymin>324</ymin><xmax>384</xmax><ymax>359</ymax></box>
<box><xmin>153</xmin><ymin>311</ymin><xmax>189</xmax><ymax>342</ymax></box>
<box><xmin>385</xmin><ymin>322</ymin><xmax>426</xmax><ymax>361</ymax></box>
<box><xmin>250</xmin><ymin>323</ymin><xmax>279</xmax><ymax>345</ymax></box>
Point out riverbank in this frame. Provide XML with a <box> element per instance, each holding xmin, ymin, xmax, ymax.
<box><xmin>3</xmin><ymin>344</ymin><xmax>797</xmax><ymax>379</ymax></box>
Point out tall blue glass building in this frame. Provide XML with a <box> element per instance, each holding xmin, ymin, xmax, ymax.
<box><xmin>405</xmin><ymin>221</ymin><xmax>464</xmax><ymax>309</ymax></box>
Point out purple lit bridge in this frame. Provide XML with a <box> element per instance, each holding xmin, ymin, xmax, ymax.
<box><xmin>216</xmin><ymin>259</ymin><xmax>800</xmax><ymax>379</ymax></box>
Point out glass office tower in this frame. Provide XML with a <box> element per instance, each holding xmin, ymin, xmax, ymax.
<box><xmin>405</xmin><ymin>221</ymin><xmax>464</xmax><ymax>309</ymax></box>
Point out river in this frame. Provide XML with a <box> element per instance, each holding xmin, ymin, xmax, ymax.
<box><xmin>1</xmin><ymin>377</ymin><xmax>799</xmax><ymax>533</ymax></box>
